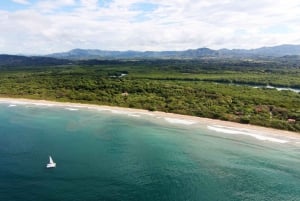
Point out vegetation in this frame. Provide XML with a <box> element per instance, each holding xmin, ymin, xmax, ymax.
<box><xmin>0</xmin><ymin>59</ymin><xmax>300</xmax><ymax>132</ymax></box>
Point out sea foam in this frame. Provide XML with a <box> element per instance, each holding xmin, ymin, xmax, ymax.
<box><xmin>164</xmin><ymin>117</ymin><xmax>196</xmax><ymax>125</ymax></box>
<box><xmin>207</xmin><ymin>125</ymin><xmax>289</xmax><ymax>143</ymax></box>
<box><xmin>127</xmin><ymin>114</ymin><xmax>141</xmax><ymax>117</ymax></box>
<box><xmin>65</xmin><ymin>107</ymin><xmax>79</xmax><ymax>111</ymax></box>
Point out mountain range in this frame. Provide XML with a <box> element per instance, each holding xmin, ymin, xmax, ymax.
<box><xmin>1</xmin><ymin>44</ymin><xmax>300</xmax><ymax>67</ymax></box>
<box><xmin>47</xmin><ymin>44</ymin><xmax>300</xmax><ymax>60</ymax></box>
<box><xmin>0</xmin><ymin>54</ymin><xmax>69</xmax><ymax>67</ymax></box>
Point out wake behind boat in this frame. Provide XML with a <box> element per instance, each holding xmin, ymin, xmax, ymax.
<box><xmin>46</xmin><ymin>156</ymin><xmax>56</xmax><ymax>168</ymax></box>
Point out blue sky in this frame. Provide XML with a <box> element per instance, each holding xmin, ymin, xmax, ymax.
<box><xmin>1</xmin><ymin>0</ymin><xmax>300</xmax><ymax>54</ymax></box>
<box><xmin>0</xmin><ymin>0</ymin><xmax>31</xmax><ymax>11</ymax></box>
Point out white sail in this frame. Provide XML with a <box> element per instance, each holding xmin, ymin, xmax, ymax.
<box><xmin>46</xmin><ymin>156</ymin><xmax>56</xmax><ymax>168</ymax></box>
<box><xmin>49</xmin><ymin>156</ymin><xmax>54</xmax><ymax>164</ymax></box>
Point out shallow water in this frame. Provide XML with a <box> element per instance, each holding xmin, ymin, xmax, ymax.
<box><xmin>0</xmin><ymin>103</ymin><xmax>300</xmax><ymax>201</ymax></box>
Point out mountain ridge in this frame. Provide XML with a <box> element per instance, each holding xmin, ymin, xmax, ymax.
<box><xmin>47</xmin><ymin>44</ymin><xmax>300</xmax><ymax>59</ymax></box>
<box><xmin>0</xmin><ymin>54</ymin><xmax>70</xmax><ymax>67</ymax></box>
<box><xmin>1</xmin><ymin>44</ymin><xmax>300</xmax><ymax>65</ymax></box>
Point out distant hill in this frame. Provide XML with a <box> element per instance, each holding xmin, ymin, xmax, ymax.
<box><xmin>47</xmin><ymin>44</ymin><xmax>300</xmax><ymax>60</ymax></box>
<box><xmin>0</xmin><ymin>54</ymin><xmax>70</xmax><ymax>68</ymax></box>
<box><xmin>47</xmin><ymin>48</ymin><xmax>220</xmax><ymax>59</ymax></box>
<box><xmin>2</xmin><ymin>44</ymin><xmax>300</xmax><ymax>66</ymax></box>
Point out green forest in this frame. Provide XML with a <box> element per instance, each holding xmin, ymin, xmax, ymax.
<box><xmin>0</xmin><ymin>59</ymin><xmax>300</xmax><ymax>132</ymax></box>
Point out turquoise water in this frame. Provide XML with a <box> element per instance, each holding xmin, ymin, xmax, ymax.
<box><xmin>0</xmin><ymin>103</ymin><xmax>300</xmax><ymax>201</ymax></box>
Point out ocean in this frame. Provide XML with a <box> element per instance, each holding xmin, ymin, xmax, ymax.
<box><xmin>0</xmin><ymin>101</ymin><xmax>300</xmax><ymax>201</ymax></box>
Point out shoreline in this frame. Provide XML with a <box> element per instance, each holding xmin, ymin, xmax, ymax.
<box><xmin>0</xmin><ymin>97</ymin><xmax>299</xmax><ymax>142</ymax></box>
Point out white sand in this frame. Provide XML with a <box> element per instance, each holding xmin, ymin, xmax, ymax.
<box><xmin>0</xmin><ymin>97</ymin><xmax>299</xmax><ymax>142</ymax></box>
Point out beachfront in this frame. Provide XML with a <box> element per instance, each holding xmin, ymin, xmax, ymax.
<box><xmin>0</xmin><ymin>97</ymin><xmax>299</xmax><ymax>144</ymax></box>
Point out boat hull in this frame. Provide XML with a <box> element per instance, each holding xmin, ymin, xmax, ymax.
<box><xmin>46</xmin><ymin>163</ymin><xmax>56</xmax><ymax>168</ymax></box>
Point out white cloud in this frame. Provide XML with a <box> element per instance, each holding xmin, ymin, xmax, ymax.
<box><xmin>35</xmin><ymin>0</ymin><xmax>76</xmax><ymax>12</ymax></box>
<box><xmin>1</xmin><ymin>0</ymin><xmax>300</xmax><ymax>54</ymax></box>
<box><xmin>12</xmin><ymin>0</ymin><xmax>30</xmax><ymax>5</ymax></box>
<box><xmin>80</xmin><ymin>0</ymin><xmax>98</xmax><ymax>8</ymax></box>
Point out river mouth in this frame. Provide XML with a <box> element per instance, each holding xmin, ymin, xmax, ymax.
<box><xmin>227</xmin><ymin>83</ymin><xmax>300</xmax><ymax>93</ymax></box>
<box><xmin>254</xmin><ymin>85</ymin><xmax>300</xmax><ymax>93</ymax></box>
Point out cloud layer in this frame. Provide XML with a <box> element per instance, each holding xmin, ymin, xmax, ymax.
<box><xmin>1</xmin><ymin>0</ymin><xmax>300</xmax><ymax>54</ymax></box>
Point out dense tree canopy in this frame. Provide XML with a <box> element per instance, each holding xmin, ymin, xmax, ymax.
<box><xmin>0</xmin><ymin>59</ymin><xmax>299</xmax><ymax>132</ymax></box>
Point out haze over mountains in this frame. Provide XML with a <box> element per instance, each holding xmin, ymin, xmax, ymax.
<box><xmin>47</xmin><ymin>44</ymin><xmax>300</xmax><ymax>60</ymax></box>
<box><xmin>1</xmin><ymin>44</ymin><xmax>300</xmax><ymax>67</ymax></box>
<box><xmin>0</xmin><ymin>55</ymin><xmax>69</xmax><ymax>67</ymax></box>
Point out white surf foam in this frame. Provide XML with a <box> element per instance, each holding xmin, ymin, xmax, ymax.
<box><xmin>32</xmin><ymin>103</ymin><xmax>54</xmax><ymax>107</ymax></box>
<box><xmin>111</xmin><ymin>110</ymin><xmax>128</xmax><ymax>114</ymax></box>
<box><xmin>65</xmin><ymin>107</ymin><xmax>79</xmax><ymax>111</ymax></box>
<box><xmin>207</xmin><ymin>125</ymin><xmax>289</xmax><ymax>143</ymax></box>
<box><xmin>127</xmin><ymin>114</ymin><xmax>141</xmax><ymax>117</ymax></box>
<box><xmin>109</xmin><ymin>109</ymin><xmax>152</xmax><ymax>117</ymax></box>
<box><xmin>1</xmin><ymin>100</ymin><xmax>54</xmax><ymax>107</ymax></box>
<box><xmin>164</xmin><ymin>117</ymin><xmax>196</xmax><ymax>125</ymax></box>
<box><xmin>137</xmin><ymin>112</ymin><xmax>155</xmax><ymax>116</ymax></box>
<box><xmin>1</xmin><ymin>100</ymin><xmax>27</xmax><ymax>105</ymax></box>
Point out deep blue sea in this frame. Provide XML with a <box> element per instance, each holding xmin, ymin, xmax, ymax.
<box><xmin>0</xmin><ymin>101</ymin><xmax>300</xmax><ymax>201</ymax></box>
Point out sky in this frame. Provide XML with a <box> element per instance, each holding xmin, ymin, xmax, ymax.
<box><xmin>1</xmin><ymin>0</ymin><xmax>300</xmax><ymax>54</ymax></box>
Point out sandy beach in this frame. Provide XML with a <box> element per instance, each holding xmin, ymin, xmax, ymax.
<box><xmin>0</xmin><ymin>97</ymin><xmax>299</xmax><ymax>143</ymax></box>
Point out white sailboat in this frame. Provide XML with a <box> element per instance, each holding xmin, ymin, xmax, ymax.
<box><xmin>46</xmin><ymin>156</ymin><xmax>56</xmax><ymax>168</ymax></box>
